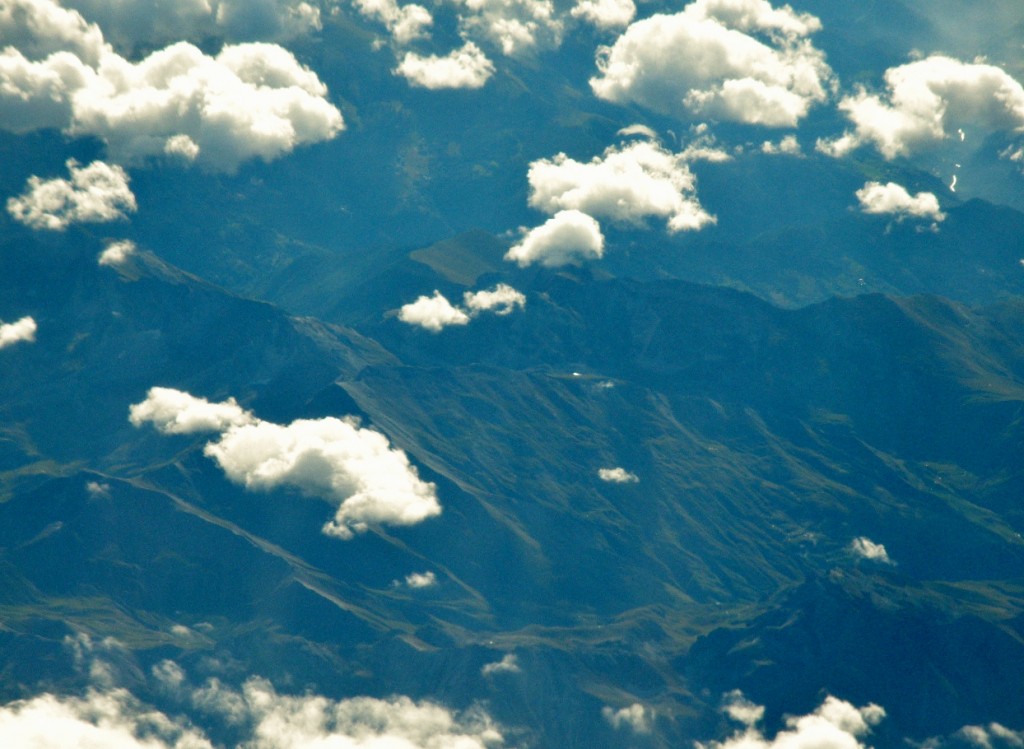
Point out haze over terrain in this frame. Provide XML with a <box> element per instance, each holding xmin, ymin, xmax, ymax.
<box><xmin>1</xmin><ymin>1</ymin><xmax>1024</xmax><ymax>747</ymax></box>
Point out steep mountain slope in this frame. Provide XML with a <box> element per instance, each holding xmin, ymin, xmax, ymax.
<box><xmin>1</xmin><ymin>234</ymin><xmax>1023</xmax><ymax>747</ymax></box>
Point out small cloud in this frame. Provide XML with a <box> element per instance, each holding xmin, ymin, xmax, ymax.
<box><xmin>855</xmin><ymin>181</ymin><xmax>945</xmax><ymax>223</ymax></box>
<box><xmin>761</xmin><ymin>135</ymin><xmax>802</xmax><ymax>155</ymax></box>
<box><xmin>128</xmin><ymin>387</ymin><xmax>256</xmax><ymax>435</ymax></box>
<box><xmin>571</xmin><ymin>0</ymin><xmax>635</xmax><ymax>29</ymax></box>
<box><xmin>398</xmin><ymin>284</ymin><xmax>526</xmax><ymax>332</ymax></box>
<box><xmin>398</xmin><ymin>291</ymin><xmax>471</xmax><ymax>332</ymax></box>
<box><xmin>616</xmin><ymin>123</ymin><xmax>658</xmax><ymax>140</ymax></box>
<box><xmin>598</xmin><ymin>467</ymin><xmax>638</xmax><ymax>483</ymax></box>
<box><xmin>129</xmin><ymin>387</ymin><xmax>441</xmax><ymax>540</ymax></box>
<box><xmin>849</xmin><ymin>536</ymin><xmax>893</xmax><ymax>564</ymax></box>
<box><xmin>951</xmin><ymin>723</ymin><xmax>1024</xmax><ymax>749</ymax></box>
<box><xmin>722</xmin><ymin>689</ymin><xmax>764</xmax><ymax>727</ymax></box>
<box><xmin>525</xmin><ymin>139</ymin><xmax>715</xmax><ymax>234</ymax></box>
<box><xmin>698</xmin><ymin>693</ymin><xmax>885</xmax><ymax>749</ymax></box>
<box><xmin>354</xmin><ymin>0</ymin><xmax>433</xmax><ymax>44</ymax></box>
<box><xmin>402</xmin><ymin>571</ymin><xmax>437</xmax><ymax>589</ymax></box>
<box><xmin>481</xmin><ymin>654</ymin><xmax>520</xmax><ymax>676</ymax></box>
<box><xmin>462</xmin><ymin>284</ymin><xmax>526</xmax><ymax>316</ymax></box>
<box><xmin>0</xmin><ymin>316</ymin><xmax>37</xmax><ymax>349</ymax></box>
<box><xmin>602</xmin><ymin>703</ymin><xmax>650</xmax><ymax>733</ymax></box>
<box><xmin>85</xmin><ymin>481</ymin><xmax>111</xmax><ymax>498</ymax></box>
<box><xmin>7</xmin><ymin>160</ymin><xmax>136</xmax><ymax>231</ymax></box>
<box><xmin>505</xmin><ymin>209</ymin><xmax>605</xmax><ymax>268</ymax></box>
<box><xmin>98</xmin><ymin>239</ymin><xmax>137</xmax><ymax>267</ymax></box>
<box><xmin>395</xmin><ymin>42</ymin><xmax>494</xmax><ymax>90</ymax></box>
<box><xmin>455</xmin><ymin>0</ymin><xmax>564</xmax><ymax>57</ymax></box>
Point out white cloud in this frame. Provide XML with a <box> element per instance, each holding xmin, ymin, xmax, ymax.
<box><xmin>481</xmin><ymin>654</ymin><xmax>520</xmax><ymax>676</ymax></box>
<box><xmin>454</xmin><ymin>0</ymin><xmax>563</xmax><ymax>56</ymax></box>
<box><xmin>85</xmin><ymin>480</ymin><xmax>111</xmax><ymax>498</ymax></box>
<box><xmin>0</xmin><ymin>0</ymin><xmax>106</xmax><ymax>65</ymax></box>
<box><xmin>761</xmin><ymin>134</ymin><xmax>801</xmax><ymax>154</ymax></box>
<box><xmin>722</xmin><ymin>690</ymin><xmax>765</xmax><ymax>727</ymax></box>
<box><xmin>462</xmin><ymin>284</ymin><xmax>526</xmax><ymax>316</ymax></box>
<box><xmin>7</xmin><ymin>159</ymin><xmax>135</xmax><ymax>231</ymax></box>
<box><xmin>505</xmin><ymin>209</ymin><xmax>605</xmax><ymax>268</ymax></box>
<box><xmin>0</xmin><ymin>47</ymin><xmax>92</xmax><ymax>132</ymax></box>
<box><xmin>212</xmin><ymin>0</ymin><xmax>322</xmax><ymax>41</ymax></box>
<box><xmin>526</xmin><ymin>140</ymin><xmax>715</xmax><ymax>232</ymax></box>
<box><xmin>0</xmin><ymin>669</ymin><xmax>507</xmax><ymax>749</ymax></box>
<box><xmin>129</xmin><ymin>387</ymin><xmax>256</xmax><ymax>435</ymax></box>
<box><xmin>399</xmin><ymin>284</ymin><xmax>526</xmax><ymax>330</ymax></box>
<box><xmin>0</xmin><ymin>688</ymin><xmax>214</xmax><ymax>749</ymax></box>
<box><xmin>849</xmin><ymin>536</ymin><xmax>893</xmax><ymax>564</ymax></box>
<box><xmin>71</xmin><ymin>41</ymin><xmax>344</xmax><ymax>171</ymax></box>
<box><xmin>953</xmin><ymin>723</ymin><xmax>1024</xmax><ymax>749</ymax></box>
<box><xmin>855</xmin><ymin>181</ymin><xmax>945</xmax><ymax>223</ymax></box>
<box><xmin>617</xmin><ymin>123</ymin><xmax>658</xmax><ymax>140</ymax></box>
<box><xmin>590</xmin><ymin>0</ymin><xmax>832</xmax><ymax>127</ymax></box>
<box><xmin>60</xmin><ymin>0</ymin><xmax>322</xmax><ymax>49</ymax></box>
<box><xmin>226</xmin><ymin>678</ymin><xmax>504</xmax><ymax>749</ymax></box>
<box><xmin>130</xmin><ymin>387</ymin><xmax>441</xmax><ymax>540</ymax></box>
<box><xmin>602</xmin><ymin>703</ymin><xmax>650</xmax><ymax>733</ymax></box>
<box><xmin>820</xmin><ymin>56</ymin><xmax>1024</xmax><ymax>160</ymax></box>
<box><xmin>399</xmin><ymin>291</ymin><xmax>472</xmax><ymax>331</ymax></box>
<box><xmin>208</xmin><ymin>417</ymin><xmax>441</xmax><ymax>539</ymax></box>
<box><xmin>403</xmin><ymin>570</ymin><xmax>438</xmax><ymax>588</ymax></box>
<box><xmin>571</xmin><ymin>0</ymin><xmax>635</xmax><ymax>29</ymax></box>
<box><xmin>354</xmin><ymin>0</ymin><xmax>433</xmax><ymax>44</ymax></box>
<box><xmin>0</xmin><ymin>316</ymin><xmax>37</xmax><ymax>349</ymax></box>
<box><xmin>0</xmin><ymin>4</ymin><xmax>344</xmax><ymax>172</ymax></box>
<box><xmin>598</xmin><ymin>467</ymin><xmax>639</xmax><ymax>483</ymax></box>
<box><xmin>98</xmin><ymin>239</ymin><xmax>137</xmax><ymax>267</ymax></box>
<box><xmin>699</xmin><ymin>694</ymin><xmax>885</xmax><ymax>749</ymax></box>
<box><xmin>395</xmin><ymin>42</ymin><xmax>495</xmax><ymax>89</ymax></box>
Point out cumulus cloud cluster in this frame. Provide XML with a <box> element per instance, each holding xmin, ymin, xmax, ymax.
<box><xmin>0</xmin><ymin>316</ymin><xmax>37</xmax><ymax>349</ymax></box>
<box><xmin>598</xmin><ymin>467</ymin><xmax>639</xmax><ymax>483</ymax></box>
<box><xmin>0</xmin><ymin>688</ymin><xmax>213</xmax><ymax>749</ymax></box>
<box><xmin>602</xmin><ymin>703</ymin><xmax>651</xmax><ymax>733</ymax></box>
<box><xmin>186</xmin><ymin>675</ymin><xmax>505</xmax><ymax>749</ymax></box>
<box><xmin>856</xmin><ymin>181</ymin><xmax>945</xmax><ymax>224</ymax></box>
<box><xmin>60</xmin><ymin>0</ymin><xmax>323</xmax><ymax>49</ymax></box>
<box><xmin>398</xmin><ymin>283</ymin><xmax>526</xmax><ymax>331</ymax></box>
<box><xmin>0</xmin><ymin>0</ymin><xmax>343</xmax><ymax>172</ymax></box>
<box><xmin>0</xmin><ymin>661</ymin><xmax>506</xmax><ymax>749</ymax></box>
<box><xmin>590</xmin><ymin>0</ymin><xmax>833</xmax><ymax>127</ymax></box>
<box><xmin>820</xmin><ymin>55</ymin><xmax>1024</xmax><ymax>160</ymax></box>
<box><xmin>355</xmin><ymin>0</ymin><xmax>433</xmax><ymax>44</ymax></box>
<box><xmin>7</xmin><ymin>159</ymin><xmax>136</xmax><ymax>230</ymax></box>
<box><xmin>129</xmin><ymin>387</ymin><xmax>441</xmax><ymax>539</ymax></box>
<box><xmin>454</xmin><ymin>0</ymin><xmax>562</xmax><ymax>57</ymax></box>
<box><xmin>527</xmin><ymin>140</ymin><xmax>715</xmax><ymax>232</ymax></box>
<box><xmin>849</xmin><ymin>536</ymin><xmax>893</xmax><ymax>564</ymax></box>
<box><xmin>506</xmin><ymin>209</ymin><xmax>604</xmax><ymax>267</ymax></box>
<box><xmin>507</xmin><ymin>135</ymin><xmax>717</xmax><ymax>267</ymax></box>
<box><xmin>571</xmin><ymin>0</ymin><xmax>635</xmax><ymax>29</ymax></box>
<box><xmin>700</xmin><ymin>692</ymin><xmax>886</xmax><ymax>749</ymax></box>
<box><xmin>395</xmin><ymin>41</ymin><xmax>495</xmax><ymax>89</ymax></box>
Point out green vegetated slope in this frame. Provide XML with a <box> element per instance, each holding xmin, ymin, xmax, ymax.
<box><xmin>1</xmin><ymin>230</ymin><xmax>1023</xmax><ymax>747</ymax></box>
